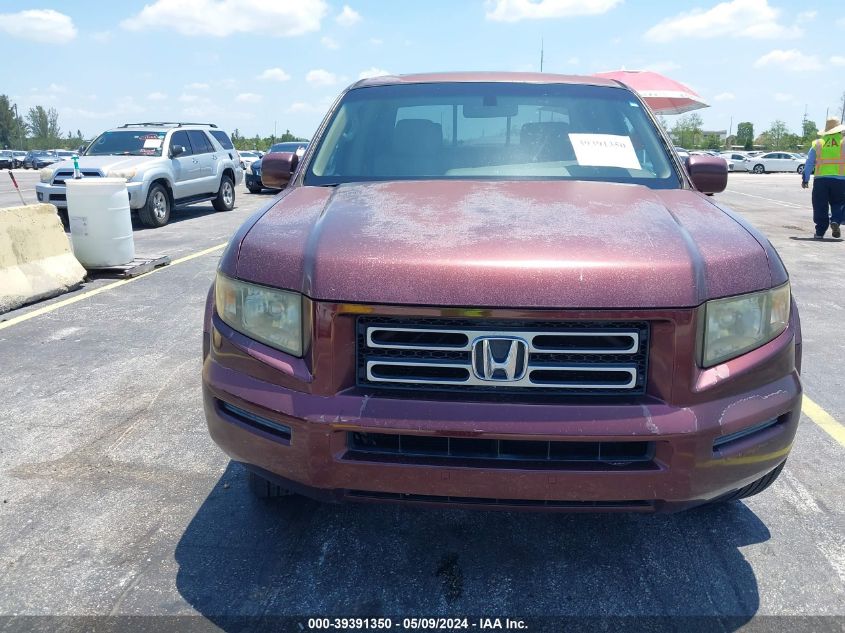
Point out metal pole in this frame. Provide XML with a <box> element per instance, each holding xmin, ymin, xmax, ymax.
<box><xmin>8</xmin><ymin>171</ymin><xmax>26</xmax><ymax>205</ymax></box>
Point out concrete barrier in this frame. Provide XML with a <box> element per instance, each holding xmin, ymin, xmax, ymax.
<box><xmin>0</xmin><ymin>204</ymin><xmax>86</xmax><ymax>314</ymax></box>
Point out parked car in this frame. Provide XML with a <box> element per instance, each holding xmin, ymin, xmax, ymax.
<box><xmin>673</xmin><ymin>146</ymin><xmax>690</xmax><ymax>161</ymax></box>
<box><xmin>10</xmin><ymin>151</ymin><xmax>28</xmax><ymax>168</ymax></box>
<box><xmin>203</xmin><ymin>72</ymin><xmax>801</xmax><ymax>512</ymax></box>
<box><xmin>238</xmin><ymin>150</ymin><xmax>261</xmax><ymax>170</ymax></box>
<box><xmin>35</xmin><ymin>122</ymin><xmax>243</xmax><ymax>227</ymax></box>
<box><xmin>245</xmin><ymin>142</ymin><xmax>308</xmax><ymax>193</ymax></box>
<box><xmin>32</xmin><ymin>152</ymin><xmax>61</xmax><ymax>169</ymax></box>
<box><xmin>749</xmin><ymin>152</ymin><xmax>805</xmax><ymax>174</ymax></box>
<box><xmin>720</xmin><ymin>152</ymin><xmax>752</xmax><ymax>172</ymax></box>
<box><xmin>0</xmin><ymin>151</ymin><xmax>11</xmax><ymax>169</ymax></box>
<box><xmin>23</xmin><ymin>150</ymin><xmax>48</xmax><ymax>169</ymax></box>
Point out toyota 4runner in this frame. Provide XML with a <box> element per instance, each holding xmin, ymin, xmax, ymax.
<box><xmin>36</xmin><ymin>122</ymin><xmax>243</xmax><ymax>227</ymax></box>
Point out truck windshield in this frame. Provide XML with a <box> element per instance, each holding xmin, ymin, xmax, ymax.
<box><xmin>85</xmin><ymin>130</ymin><xmax>167</xmax><ymax>157</ymax></box>
<box><xmin>305</xmin><ymin>82</ymin><xmax>680</xmax><ymax>188</ymax></box>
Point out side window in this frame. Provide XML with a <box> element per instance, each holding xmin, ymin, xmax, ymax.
<box><xmin>210</xmin><ymin>130</ymin><xmax>234</xmax><ymax>150</ymax></box>
<box><xmin>170</xmin><ymin>131</ymin><xmax>193</xmax><ymax>156</ymax></box>
<box><xmin>188</xmin><ymin>130</ymin><xmax>213</xmax><ymax>154</ymax></box>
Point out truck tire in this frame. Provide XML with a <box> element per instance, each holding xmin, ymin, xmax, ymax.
<box><xmin>212</xmin><ymin>174</ymin><xmax>235</xmax><ymax>212</ymax></box>
<box><xmin>715</xmin><ymin>461</ymin><xmax>786</xmax><ymax>504</ymax></box>
<box><xmin>138</xmin><ymin>183</ymin><xmax>171</xmax><ymax>228</ymax></box>
<box><xmin>248</xmin><ymin>471</ymin><xmax>294</xmax><ymax>499</ymax></box>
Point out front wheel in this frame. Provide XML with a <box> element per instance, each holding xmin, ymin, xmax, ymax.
<box><xmin>797</xmin><ymin>165</ymin><xmax>804</xmax><ymax>174</ymax></box>
<box><xmin>212</xmin><ymin>174</ymin><xmax>235</xmax><ymax>211</ymax></box>
<box><xmin>138</xmin><ymin>183</ymin><xmax>171</xmax><ymax>228</ymax></box>
<box><xmin>753</xmin><ymin>164</ymin><xmax>765</xmax><ymax>174</ymax></box>
<box><xmin>246</xmin><ymin>183</ymin><xmax>262</xmax><ymax>194</ymax></box>
<box><xmin>248</xmin><ymin>471</ymin><xmax>294</xmax><ymax>499</ymax></box>
<box><xmin>714</xmin><ymin>461</ymin><xmax>786</xmax><ymax>504</ymax></box>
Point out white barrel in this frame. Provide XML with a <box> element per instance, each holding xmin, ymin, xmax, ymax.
<box><xmin>66</xmin><ymin>178</ymin><xmax>135</xmax><ymax>268</ymax></box>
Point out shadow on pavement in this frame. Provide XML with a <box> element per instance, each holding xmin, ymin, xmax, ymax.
<box><xmin>175</xmin><ymin>462</ymin><xmax>768</xmax><ymax>631</ymax></box>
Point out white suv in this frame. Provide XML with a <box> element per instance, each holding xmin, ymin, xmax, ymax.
<box><xmin>35</xmin><ymin>122</ymin><xmax>243</xmax><ymax>227</ymax></box>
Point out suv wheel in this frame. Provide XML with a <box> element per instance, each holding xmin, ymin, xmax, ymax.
<box><xmin>248</xmin><ymin>471</ymin><xmax>294</xmax><ymax>499</ymax></box>
<box><xmin>714</xmin><ymin>461</ymin><xmax>786</xmax><ymax>504</ymax></box>
<box><xmin>139</xmin><ymin>184</ymin><xmax>171</xmax><ymax>228</ymax></box>
<box><xmin>212</xmin><ymin>174</ymin><xmax>235</xmax><ymax>212</ymax></box>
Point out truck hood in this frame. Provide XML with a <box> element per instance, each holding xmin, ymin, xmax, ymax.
<box><xmin>52</xmin><ymin>155</ymin><xmax>160</xmax><ymax>172</ymax></box>
<box><xmin>235</xmin><ymin>180</ymin><xmax>773</xmax><ymax>308</ymax></box>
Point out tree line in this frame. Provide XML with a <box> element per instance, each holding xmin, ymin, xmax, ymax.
<box><xmin>1</xmin><ymin>94</ymin><xmax>308</xmax><ymax>153</ymax></box>
<box><xmin>664</xmin><ymin>112</ymin><xmax>821</xmax><ymax>152</ymax></box>
<box><xmin>0</xmin><ymin>95</ymin><xmax>85</xmax><ymax>150</ymax></box>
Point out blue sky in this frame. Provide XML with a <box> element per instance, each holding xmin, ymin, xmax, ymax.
<box><xmin>1</xmin><ymin>0</ymin><xmax>843</xmax><ymax>141</ymax></box>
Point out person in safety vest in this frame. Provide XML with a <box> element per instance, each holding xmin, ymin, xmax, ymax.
<box><xmin>802</xmin><ymin>117</ymin><xmax>845</xmax><ymax>239</ymax></box>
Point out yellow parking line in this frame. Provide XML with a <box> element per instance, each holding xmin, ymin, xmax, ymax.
<box><xmin>0</xmin><ymin>242</ymin><xmax>226</xmax><ymax>331</ymax></box>
<box><xmin>803</xmin><ymin>396</ymin><xmax>845</xmax><ymax>448</ymax></box>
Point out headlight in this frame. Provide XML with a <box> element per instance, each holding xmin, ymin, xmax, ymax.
<box><xmin>106</xmin><ymin>168</ymin><xmax>137</xmax><ymax>181</ymax></box>
<box><xmin>215</xmin><ymin>273</ymin><xmax>303</xmax><ymax>356</ymax></box>
<box><xmin>701</xmin><ymin>282</ymin><xmax>791</xmax><ymax>367</ymax></box>
<box><xmin>39</xmin><ymin>168</ymin><xmax>55</xmax><ymax>183</ymax></box>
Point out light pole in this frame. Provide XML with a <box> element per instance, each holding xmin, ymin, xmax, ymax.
<box><xmin>11</xmin><ymin>104</ymin><xmax>23</xmax><ymax>150</ymax></box>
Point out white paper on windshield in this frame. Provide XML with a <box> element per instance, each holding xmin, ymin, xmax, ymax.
<box><xmin>143</xmin><ymin>138</ymin><xmax>163</xmax><ymax>149</ymax></box>
<box><xmin>568</xmin><ymin>134</ymin><xmax>641</xmax><ymax>170</ymax></box>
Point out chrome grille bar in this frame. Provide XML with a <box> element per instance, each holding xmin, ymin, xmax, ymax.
<box><xmin>366</xmin><ymin>326</ymin><xmax>639</xmax><ymax>354</ymax></box>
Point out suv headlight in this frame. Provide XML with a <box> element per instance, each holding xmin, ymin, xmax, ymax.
<box><xmin>39</xmin><ymin>168</ymin><xmax>55</xmax><ymax>183</ymax></box>
<box><xmin>214</xmin><ymin>273</ymin><xmax>303</xmax><ymax>357</ymax></box>
<box><xmin>106</xmin><ymin>168</ymin><xmax>137</xmax><ymax>181</ymax></box>
<box><xmin>701</xmin><ymin>282</ymin><xmax>791</xmax><ymax>367</ymax></box>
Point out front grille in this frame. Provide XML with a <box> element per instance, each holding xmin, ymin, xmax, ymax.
<box><xmin>356</xmin><ymin>316</ymin><xmax>649</xmax><ymax>396</ymax></box>
<box><xmin>52</xmin><ymin>170</ymin><xmax>102</xmax><ymax>186</ymax></box>
<box><xmin>346</xmin><ymin>490</ymin><xmax>653</xmax><ymax>509</ymax></box>
<box><xmin>346</xmin><ymin>432</ymin><xmax>655</xmax><ymax>470</ymax></box>
<box><xmin>49</xmin><ymin>194</ymin><xmax>67</xmax><ymax>202</ymax></box>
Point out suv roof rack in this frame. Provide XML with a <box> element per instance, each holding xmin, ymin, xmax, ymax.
<box><xmin>118</xmin><ymin>122</ymin><xmax>218</xmax><ymax>128</ymax></box>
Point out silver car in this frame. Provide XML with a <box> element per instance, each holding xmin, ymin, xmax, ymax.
<box><xmin>720</xmin><ymin>152</ymin><xmax>752</xmax><ymax>172</ymax></box>
<box><xmin>35</xmin><ymin>122</ymin><xmax>244</xmax><ymax>227</ymax></box>
<box><xmin>749</xmin><ymin>152</ymin><xmax>805</xmax><ymax>174</ymax></box>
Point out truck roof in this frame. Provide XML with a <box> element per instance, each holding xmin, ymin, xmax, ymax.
<box><xmin>352</xmin><ymin>71</ymin><xmax>623</xmax><ymax>90</ymax></box>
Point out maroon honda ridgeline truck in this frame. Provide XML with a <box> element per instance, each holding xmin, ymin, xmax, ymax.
<box><xmin>203</xmin><ymin>73</ymin><xmax>801</xmax><ymax>512</ymax></box>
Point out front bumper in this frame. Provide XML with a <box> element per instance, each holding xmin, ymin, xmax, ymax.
<box><xmin>202</xmin><ymin>303</ymin><xmax>802</xmax><ymax>513</ymax></box>
<box><xmin>244</xmin><ymin>172</ymin><xmax>262</xmax><ymax>188</ymax></box>
<box><xmin>36</xmin><ymin>181</ymin><xmax>145</xmax><ymax>210</ymax></box>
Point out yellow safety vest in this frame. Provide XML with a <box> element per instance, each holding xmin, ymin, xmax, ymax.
<box><xmin>813</xmin><ymin>133</ymin><xmax>845</xmax><ymax>176</ymax></box>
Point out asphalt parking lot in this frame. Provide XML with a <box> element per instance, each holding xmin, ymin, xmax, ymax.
<box><xmin>1</xmin><ymin>172</ymin><xmax>844</xmax><ymax>631</ymax></box>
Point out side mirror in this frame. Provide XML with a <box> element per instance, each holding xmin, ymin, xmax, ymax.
<box><xmin>260</xmin><ymin>151</ymin><xmax>299</xmax><ymax>189</ymax></box>
<box><xmin>171</xmin><ymin>145</ymin><xmax>185</xmax><ymax>157</ymax></box>
<box><xmin>687</xmin><ymin>154</ymin><xmax>728</xmax><ymax>194</ymax></box>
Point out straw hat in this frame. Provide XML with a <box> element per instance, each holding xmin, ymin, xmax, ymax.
<box><xmin>821</xmin><ymin>117</ymin><xmax>845</xmax><ymax>136</ymax></box>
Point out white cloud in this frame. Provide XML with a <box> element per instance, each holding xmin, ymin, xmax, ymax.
<box><xmin>235</xmin><ymin>92</ymin><xmax>263</xmax><ymax>103</ymax></box>
<box><xmin>48</xmin><ymin>83</ymin><xmax>68</xmax><ymax>93</ymax></box>
<box><xmin>369</xmin><ymin>37</ymin><xmax>383</xmax><ymax>45</ymax></box>
<box><xmin>306</xmin><ymin>69</ymin><xmax>339</xmax><ymax>86</ymax></box>
<box><xmin>0</xmin><ymin>9</ymin><xmax>77</xmax><ymax>43</ymax></box>
<box><xmin>831</xmin><ymin>56</ymin><xmax>845</xmax><ymax>67</ymax></box>
<box><xmin>485</xmin><ymin>0</ymin><xmax>621</xmax><ymax>22</ymax></box>
<box><xmin>643</xmin><ymin>61</ymin><xmax>681</xmax><ymax>73</ymax></box>
<box><xmin>179</xmin><ymin>94</ymin><xmax>199</xmax><ymax>103</ymax></box>
<box><xmin>754</xmin><ymin>49</ymin><xmax>821</xmax><ymax>71</ymax></box>
<box><xmin>147</xmin><ymin>92</ymin><xmax>168</xmax><ymax>101</ymax></box>
<box><xmin>336</xmin><ymin>5</ymin><xmax>361</xmax><ymax>26</ymax></box>
<box><xmin>797</xmin><ymin>10</ymin><xmax>816</xmax><ymax>23</ymax></box>
<box><xmin>121</xmin><ymin>0</ymin><xmax>328</xmax><ymax>37</ymax></box>
<box><xmin>186</xmin><ymin>82</ymin><xmax>209</xmax><ymax>90</ymax></box>
<box><xmin>566</xmin><ymin>56</ymin><xmax>580</xmax><ymax>65</ymax></box>
<box><xmin>358</xmin><ymin>67</ymin><xmax>391</xmax><ymax>80</ymax></box>
<box><xmin>713</xmin><ymin>92</ymin><xmax>735</xmax><ymax>101</ymax></box>
<box><xmin>286</xmin><ymin>96</ymin><xmax>335</xmax><ymax>114</ymax></box>
<box><xmin>774</xmin><ymin>92</ymin><xmax>794</xmax><ymax>102</ymax></box>
<box><xmin>258</xmin><ymin>67</ymin><xmax>291</xmax><ymax>81</ymax></box>
<box><xmin>91</xmin><ymin>30</ymin><xmax>112</xmax><ymax>43</ymax></box>
<box><xmin>321</xmin><ymin>36</ymin><xmax>340</xmax><ymax>49</ymax></box>
<box><xmin>645</xmin><ymin>0</ymin><xmax>801</xmax><ymax>42</ymax></box>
